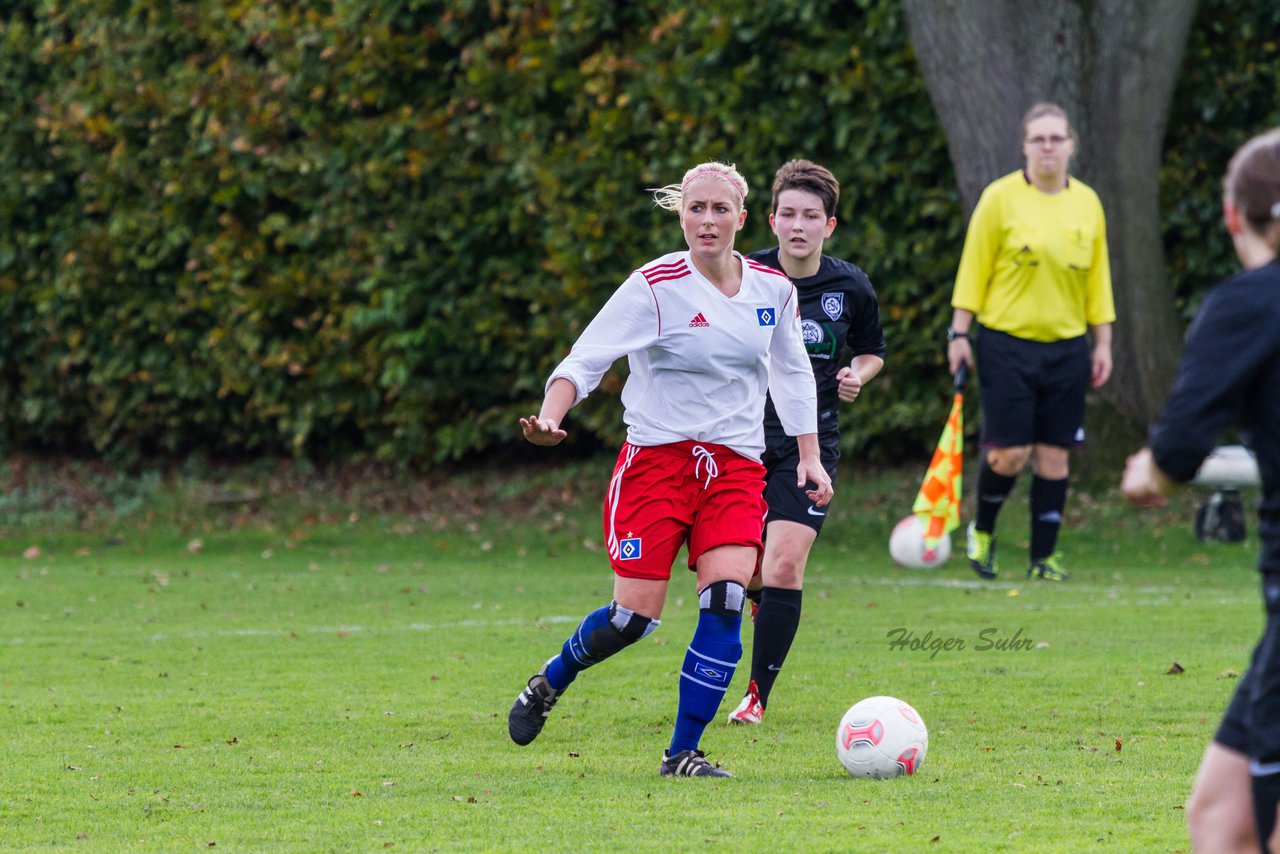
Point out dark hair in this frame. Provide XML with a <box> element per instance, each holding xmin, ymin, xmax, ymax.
<box><xmin>1021</xmin><ymin>102</ymin><xmax>1077</xmax><ymax>146</ymax></box>
<box><xmin>1224</xmin><ymin>128</ymin><xmax>1280</xmax><ymax>251</ymax></box>
<box><xmin>770</xmin><ymin>160</ymin><xmax>840</xmax><ymax>218</ymax></box>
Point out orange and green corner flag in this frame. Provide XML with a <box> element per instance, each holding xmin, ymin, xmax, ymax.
<box><xmin>911</xmin><ymin>367</ymin><xmax>967</xmax><ymax>556</ymax></box>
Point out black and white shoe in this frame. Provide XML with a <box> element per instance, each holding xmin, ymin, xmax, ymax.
<box><xmin>508</xmin><ymin>660</ymin><xmax>561</xmax><ymax>746</ymax></box>
<box><xmin>659</xmin><ymin>749</ymin><xmax>733</xmax><ymax>778</ymax></box>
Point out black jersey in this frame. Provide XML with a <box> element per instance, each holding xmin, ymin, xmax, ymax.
<box><xmin>748</xmin><ymin>248</ymin><xmax>887</xmax><ymax>436</ymax></box>
<box><xmin>1149</xmin><ymin>259</ymin><xmax>1280</xmax><ymax>572</ymax></box>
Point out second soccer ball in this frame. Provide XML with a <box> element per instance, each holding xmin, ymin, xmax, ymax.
<box><xmin>888</xmin><ymin>514</ymin><xmax>950</xmax><ymax>569</ymax></box>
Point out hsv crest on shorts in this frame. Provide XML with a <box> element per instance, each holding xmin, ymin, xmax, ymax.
<box><xmin>617</xmin><ymin>536</ymin><xmax>642</xmax><ymax>560</ymax></box>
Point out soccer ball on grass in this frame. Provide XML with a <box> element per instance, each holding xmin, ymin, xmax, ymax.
<box><xmin>836</xmin><ymin>695</ymin><xmax>928</xmax><ymax>779</ymax></box>
<box><xmin>888</xmin><ymin>514</ymin><xmax>950</xmax><ymax>569</ymax></box>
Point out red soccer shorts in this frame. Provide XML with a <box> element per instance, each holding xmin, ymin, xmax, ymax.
<box><xmin>603</xmin><ymin>440</ymin><xmax>767</xmax><ymax>580</ymax></box>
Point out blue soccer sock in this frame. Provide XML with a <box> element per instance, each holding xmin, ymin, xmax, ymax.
<box><xmin>544</xmin><ymin>601</ymin><xmax>657</xmax><ymax>692</ymax></box>
<box><xmin>669</xmin><ymin>580</ymin><xmax>744</xmax><ymax>755</ymax></box>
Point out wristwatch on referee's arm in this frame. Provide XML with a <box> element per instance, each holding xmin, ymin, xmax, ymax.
<box><xmin>946</xmin><ymin>327</ymin><xmax>969</xmax><ymax>342</ymax></box>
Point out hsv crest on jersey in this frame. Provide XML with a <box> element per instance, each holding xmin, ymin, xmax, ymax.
<box><xmin>756</xmin><ymin>307</ymin><xmax>776</xmax><ymax>327</ymax></box>
<box><xmin>688</xmin><ymin>312</ymin><xmax>710</xmax><ymax>328</ymax></box>
<box><xmin>821</xmin><ymin>292</ymin><xmax>844</xmax><ymax>320</ymax></box>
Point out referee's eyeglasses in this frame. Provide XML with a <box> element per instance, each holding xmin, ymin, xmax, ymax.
<box><xmin>1026</xmin><ymin>135</ymin><xmax>1069</xmax><ymax>148</ymax></box>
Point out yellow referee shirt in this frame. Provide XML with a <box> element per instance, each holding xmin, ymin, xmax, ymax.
<box><xmin>951</xmin><ymin>170</ymin><xmax>1115</xmax><ymax>342</ymax></box>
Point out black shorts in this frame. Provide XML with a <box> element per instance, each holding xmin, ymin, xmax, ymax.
<box><xmin>1215</xmin><ymin>666</ymin><xmax>1251</xmax><ymax>754</ymax></box>
<box><xmin>1215</xmin><ymin>576</ymin><xmax>1280</xmax><ymax>765</ymax></box>
<box><xmin>761</xmin><ymin>430</ymin><xmax>840</xmax><ymax>533</ymax></box>
<box><xmin>975</xmin><ymin>327</ymin><xmax>1090</xmax><ymax>449</ymax></box>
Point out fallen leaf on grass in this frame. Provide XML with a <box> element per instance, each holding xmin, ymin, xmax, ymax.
<box><xmin>1115</xmin><ymin>738</ymin><xmax>1123</xmax><ymax>752</ymax></box>
<box><xmin>1167</xmin><ymin>661</ymin><xmax>1185</xmax><ymax>675</ymax></box>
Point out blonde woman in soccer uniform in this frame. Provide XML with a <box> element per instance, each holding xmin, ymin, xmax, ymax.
<box><xmin>508</xmin><ymin>162</ymin><xmax>832</xmax><ymax>778</ymax></box>
<box><xmin>947</xmin><ymin>103</ymin><xmax>1116</xmax><ymax>582</ymax></box>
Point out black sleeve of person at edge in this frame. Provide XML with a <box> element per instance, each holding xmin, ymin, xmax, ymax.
<box><xmin>1147</xmin><ymin>262</ymin><xmax>1280</xmax><ymax>568</ymax></box>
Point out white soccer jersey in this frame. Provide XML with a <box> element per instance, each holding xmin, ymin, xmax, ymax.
<box><xmin>549</xmin><ymin>250</ymin><xmax>818</xmax><ymax>461</ymax></box>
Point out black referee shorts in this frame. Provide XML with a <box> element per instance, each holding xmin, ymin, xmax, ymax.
<box><xmin>974</xmin><ymin>327</ymin><xmax>1090</xmax><ymax>449</ymax></box>
<box><xmin>761</xmin><ymin>429</ymin><xmax>841</xmax><ymax>533</ymax></box>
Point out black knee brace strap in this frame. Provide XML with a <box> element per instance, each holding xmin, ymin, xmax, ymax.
<box><xmin>698</xmin><ymin>580</ymin><xmax>745</xmax><ymax>616</ymax></box>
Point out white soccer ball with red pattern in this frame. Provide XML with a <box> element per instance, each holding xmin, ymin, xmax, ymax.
<box><xmin>888</xmin><ymin>514</ymin><xmax>950</xmax><ymax>569</ymax></box>
<box><xmin>836</xmin><ymin>695</ymin><xmax>928</xmax><ymax>779</ymax></box>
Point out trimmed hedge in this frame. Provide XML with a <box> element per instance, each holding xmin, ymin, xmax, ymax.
<box><xmin>0</xmin><ymin>0</ymin><xmax>1271</xmax><ymax>466</ymax></box>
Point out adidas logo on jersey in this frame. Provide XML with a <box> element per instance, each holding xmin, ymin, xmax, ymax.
<box><xmin>688</xmin><ymin>312</ymin><xmax>710</xmax><ymax>328</ymax></box>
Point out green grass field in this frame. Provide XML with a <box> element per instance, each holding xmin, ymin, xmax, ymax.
<box><xmin>0</xmin><ymin>460</ymin><xmax>1261</xmax><ymax>852</ymax></box>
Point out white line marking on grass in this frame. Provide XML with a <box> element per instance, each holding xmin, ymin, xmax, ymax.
<box><xmin>121</xmin><ymin>615</ymin><xmax>585</xmax><ymax>643</ymax></box>
<box><xmin>0</xmin><ymin>615</ymin><xmax>583</xmax><ymax>646</ymax></box>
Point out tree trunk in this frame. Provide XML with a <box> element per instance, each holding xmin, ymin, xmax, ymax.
<box><xmin>902</xmin><ymin>0</ymin><xmax>1197</xmax><ymax>429</ymax></box>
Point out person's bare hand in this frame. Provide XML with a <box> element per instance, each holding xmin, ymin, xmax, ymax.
<box><xmin>836</xmin><ymin>367</ymin><xmax>863</xmax><ymax>403</ymax></box>
<box><xmin>798</xmin><ymin>459</ymin><xmax>833</xmax><ymax>507</ymax></box>
<box><xmin>520</xmin><ymin>415</ymin><xmax>567</xmax><ymax>446</ymax></box>
<box><xmin>1120</xmin><ymin>448</ymin><xmax>1169</xmax><ymax>508</ymax></box>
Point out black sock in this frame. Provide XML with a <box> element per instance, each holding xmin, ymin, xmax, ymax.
<box><xmin>1029</xmin><ymin>476</ymin><xmax>1069</xmax><ymax>561</ymax></box>
<box><xmin>974</xmin><ymin>458</ymin><xmax>1017</xmax><ymax>533</ymax></box>
<box><xmin>751</xmin><ymin>587</ymin><xmax>802</xmax><ymax>708</ymax></box>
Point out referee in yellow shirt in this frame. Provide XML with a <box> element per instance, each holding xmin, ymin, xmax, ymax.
<box><xmin>946</xmin><ymin>103</ymin><xmax>1116</xmax><ymax>582</ymax></box>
